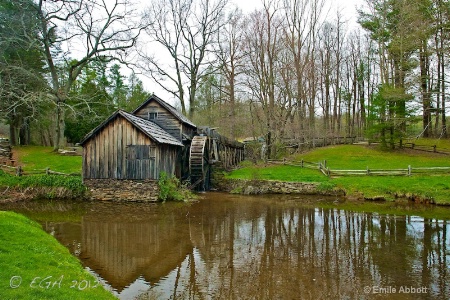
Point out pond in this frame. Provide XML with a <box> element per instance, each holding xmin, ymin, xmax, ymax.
<box><xmin>1</xmin><ymin>193</ymin><xmax>449</xmax><ymax>299</ymax></box>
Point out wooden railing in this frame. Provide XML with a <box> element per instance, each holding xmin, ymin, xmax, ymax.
<box><xmin>399</xmin><ymin>142</ymin><xmax>450</xmax><ymax>155</ymax></box>
<box><xmin>367</xmin><ymin>140</ymin><xmax>450</xmax><ymax>155</ymax></box>
<box><xmin>0</xmin><ymin>164</ymin><xmax>80</xmax><ymax>177</ymax></box>
<box><xmin>266</xmin><ymin>159</ymin><xmax>450</xmax><ymax>178</ymax></box>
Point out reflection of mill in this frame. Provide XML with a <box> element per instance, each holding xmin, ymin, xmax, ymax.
<box><xmin>80</xmin><ymin>211</ymin><xmax>193</xmax><ymax>292</ymax></box>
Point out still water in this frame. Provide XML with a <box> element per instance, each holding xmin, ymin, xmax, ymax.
<box><xmin>1</xmin><ymin>193</ymin><xmax>449</xmax><ymax>299</ymax></box>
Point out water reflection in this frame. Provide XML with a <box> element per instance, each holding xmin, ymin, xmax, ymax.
<box><xmin>1</xmin><ymin>194</ymin><xmax>449</xmax><ymax>299</ymax></box>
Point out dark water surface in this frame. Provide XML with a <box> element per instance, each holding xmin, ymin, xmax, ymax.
<box><xmin>1</xmin><ymin>193</ymin><xmax>449</xmax><ymax>299</ymax></box>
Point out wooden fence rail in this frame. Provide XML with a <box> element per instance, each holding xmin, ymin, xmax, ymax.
<box><xmin>399</xmin><ymin>142</ymin><xmax>450</xmax><ymax>155</ymax></box>
<box><xmin>266</xmin><ymin>159</ymin><xmax>450</xmax><ymax>178</ymax></box>
<box><xmin>0</xmin><ymin>164</ymin><xmax>80</xmax><ymax>177</ymax></box>
<box><xmin>267</xmin><ymin>159</ymin><xmax>320</xmax><ymax>170</ymax></box>
<box><xmin>329</xmin><ymin>166</ymin><xmax>450</xmax><ymax>177</ymax></box>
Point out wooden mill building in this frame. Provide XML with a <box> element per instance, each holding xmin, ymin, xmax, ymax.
<box><xmin>80</xmin><ymin>94</ymin><xmax>244</xmax><ymax>199</ymax></box>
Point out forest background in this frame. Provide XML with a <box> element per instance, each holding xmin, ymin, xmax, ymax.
<box><xmin>1</xmin><ymin>0</ymin><xmax>449</xmax><ymax>159</ymax></box>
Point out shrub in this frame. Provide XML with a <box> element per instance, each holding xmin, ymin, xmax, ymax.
<box><xmin>317</xmin><ymin>181</ymin><xmax>336</xmax><ymax>193</ymax></box>
<box><xmin>158</xmin><ymin>172</ymin><xmax>193</xmax><ymax>202</ymax></box>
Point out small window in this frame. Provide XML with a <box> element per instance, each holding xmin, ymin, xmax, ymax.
<box><xmin>126</xmin><ymin>145</ymin><xmax>156</xmax><ymax>160</ymax></box>
<box><xmin>148</xmin><ymin>112</ymin><xmax>158</xmax><ymax>120</ymax></box>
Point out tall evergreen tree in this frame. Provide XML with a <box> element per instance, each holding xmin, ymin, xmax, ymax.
<box><xmin>0</xmin><ymin>0</ymin><xmax>47</xmax><ymax>145</ymax></box>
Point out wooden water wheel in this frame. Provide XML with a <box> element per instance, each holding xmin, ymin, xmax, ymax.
<box><xmin>189</xmin><ymin>135</ymin><xmax>211</xmax><ymax>191</ymax></box>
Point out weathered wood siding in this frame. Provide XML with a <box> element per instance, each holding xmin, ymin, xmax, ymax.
<box><xmin>134</xmin><ymin>101</ymin><xmax>183</xmax><ymax>141</ymax></box>
<box><xmin>156</xmin><ymin>144</ymin><xmax>178</xmax><ymax>177</ymax></box>
<box><xmin>83</xmin><ymin>115</ymin><xmax>179</xmax><ymax>180</ymax></box>
<box><xmin>134</xmin><ymin>100</ymin><xmax>196</xmax><ymax>140</ymax></box>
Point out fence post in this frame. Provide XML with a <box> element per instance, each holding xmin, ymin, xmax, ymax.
<box><xmin>366</xmin><ymin>166</ymin><xmax>370</xmax><ymax>176</ymax></box>
<box><xmin>46</xmin><ymin>167</ymin><xmax>50</xmax><ymax>175</ymax></box>
<box><xmin>399</xmin><ymin>139</ymin><xmax>403</xmax><ymax>148</ymax></box>
<box><xmin>408</xmin><ymin>165</ymin><xmax>411</xmax><ymax>176</ymax></box>
<box><xmin>16</xmin><ymin>166</ymin><xmax>22</xmax><ymax>177</ymax></box>
<box><xmin>324</xmin><ymin>160</ymin><xmax>327</xmax><ymax>168</ymax></box>
<box><xmin>433</xmin><ymin>145</ymin><xmax>437</xmax><ymax>153</ymax></box>
<box><xmin>412</xmin><ymin>143</ymin><xmax>415</xmax><ymax>149</ymax></box>
<box><xmin>327</xmin><ymin>167</ymin><xmax>331</xmax><ymax>178</ymax></box>
<box><xmin>301</xmin><ymin>159</ymin><xmax>304</xmax><ymax>168</ymax></box>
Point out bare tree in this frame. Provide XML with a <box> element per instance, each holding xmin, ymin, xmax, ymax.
<box><xmin>35</xmin><ymin>0</ymin><xmax>145</xmax><ymax>150</ymax></box>
<box><xmin>141</xmin><ymin>0</ymin><xmax>228</xmax><ymax>119</ymax></box>
<box><xmin>243</xmin><ymin>1</ymin><xmax>286</xmax><ymax>158</ymax></box>
<box><xmin>282</xmin><ymin>0</ymin><xmax>325</xmax><ymax>141</ymax></box>
<box><xmin>215</xmin><ymin>8</ymin><xmax>247</xmax><ymax>139</ymax></box>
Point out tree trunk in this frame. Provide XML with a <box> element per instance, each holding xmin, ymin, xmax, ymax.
<box><xmin>420</xmin><ymin>41</ymin><xmax>431</xmax><ymax>137</ymax></box>
<box><xmin>9</xmin><ymin>114</ymin><xmax>19</xmax><ymax>146</ymax></box>
<box><xmin>19</xmin><ymin>118</ymin><xmax>30</xmax><ymax>145</ymax></box>
<box><xmin>54</xmin><ymin>99</ymin><xmax>66</xmax><ymax>151</ymax></box>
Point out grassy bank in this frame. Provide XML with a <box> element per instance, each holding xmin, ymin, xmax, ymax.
<box><xmin>15</xmin><ymin>146</ymin><xmax>81</xmax><ymax>174</ymax></box>
<box><xmin>0</xmin><ymin>171</ymin><xmax>86</xmax><ymax>201</ymax></box>
<box><xmin>0</xmin><ymin>146</ymin><xmax>85</xmax><ymax>201</ymax></box>
<box><xmin>225</xmin><ymin>143</ymin><xmax>450</xmax><ymax>205</ymax></box>
<box><xmin>0</xmin><ymin>211</ymin><xmax>115</xmax><ymax>300</ymax></box>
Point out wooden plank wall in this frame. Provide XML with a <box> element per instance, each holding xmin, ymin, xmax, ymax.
<box><xmin>156</xmin><ymin>144</ymin><xmax>177</xmax><ymax>177</ymax></box>
<box><xmin>83</xmin><ymin>116</ymin><xmax>179</xmax><ymax>180</ymax></box>
<box><xmin>134</xmin><ymin>102</ymin><xmax>184</xmax><ymax>141</ymax></box>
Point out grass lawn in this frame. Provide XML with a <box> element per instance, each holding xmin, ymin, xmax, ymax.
<box><xmin>0</xmin><ymin>211</ymin><xmax>115</xmax><ymax>300</ymax></box>
<box><xmin>297</xmin><ymin>144</ymin><xmax>450</xmax><ymax>169</ymax></box>
<box><xmin>15</xmin><ymin>146</ymin><xmax>82</xmax><ymax>174</ymax></box>
<box><xmin>226</xmin><ymin>163</ymin><xmax>328</xmax><ymax>182</ymax></box>
<box><xmin>0</xmin><ymin>147</ymin><xmax>85</xmax><ymax>200</ymax></box>
<box><xmin>226</xmin><ymin>143</ymin><xmax>450</xmax><ymax>205</ymax></box>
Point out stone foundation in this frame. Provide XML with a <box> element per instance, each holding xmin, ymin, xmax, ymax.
<box><xmin>84</xmin><ymin>179</ymin><xmax>159</xmax><ymax>202</ymax></box>
<box><xmin>215</xmin><ymin>178</ymin><xmax>345</xmax><ymax>196</ymax></box>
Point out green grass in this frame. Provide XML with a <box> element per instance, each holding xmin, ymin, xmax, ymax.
<box><xmin>297</xmin><ymin>144</ymin><xmax>450</xmax><ymax>169</ymax></box>
<box><xmin>226</xmin><ymin>142</ymin><xmax>450</xmax><ymax>205</ymax></box>
<box><xmin>0</xmin><ymin>211</ymin><xmax>115</xmax><ymax>300</ymax></box>
<box><xmin>333</xmin><ymin>175</ymin><xmax>450</xmax><ymax>204</ymax></box>
<box><xmin>16</xmin><ymin>146</ymin><xmax>81</xmax><ymax>174</ymax></box>
<box><xmin>0</xmin><ymin>147</ymin><xmax>85</xmax><ymax>200</ymax></box>
<box><xmin>226</xmin><ymin>164</ymin><xmax>327</xmax><ymax>182</ymax></box>
<box><xmin>0</xmin><ymin>171</ymin><xmax>86</xmax><ymax>199</ymax></box>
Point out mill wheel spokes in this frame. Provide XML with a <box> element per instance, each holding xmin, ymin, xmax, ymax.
<box><xmin>189</xmin><ymin>136</ymin><xmax>210</xmax><ymax>191</ymax></box>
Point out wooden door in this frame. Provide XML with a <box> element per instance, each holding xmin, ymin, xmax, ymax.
<box><xmin>126</xmin><ymin>145</ymin><xmax>156</xmax><ymax>179</ymax></box>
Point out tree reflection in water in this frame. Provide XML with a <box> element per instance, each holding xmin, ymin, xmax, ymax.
<box><xmin>7</xmin><ymin>194</ymin><xmax>448</xmax><ymax>299</ymax></box>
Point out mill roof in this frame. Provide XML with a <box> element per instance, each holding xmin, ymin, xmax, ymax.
<box><xmin>132</xmin><ymin>94</ymin><xmax>197</xmax><ymax>128</ymax></box>
<box><xmin>80</xmin><ymin>110</ymin><xmax>184</xmax><ymax>147</ymax></box>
